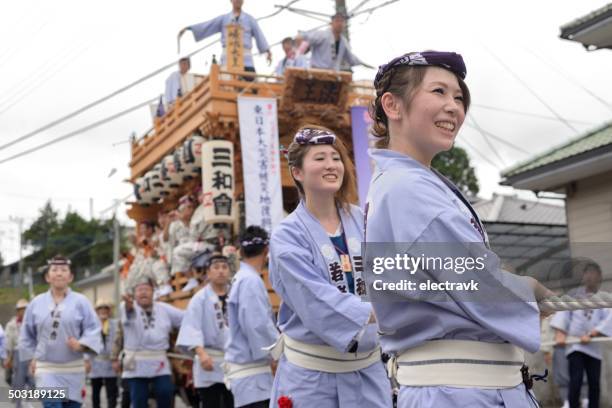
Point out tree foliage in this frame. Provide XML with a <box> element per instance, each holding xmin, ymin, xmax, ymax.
<box><xmin>22</xmin><ymin>201</ymin><xmax>118</xmax><ymax>277</ymax></box>
<box><xmin>431</xmin><ymin>146</ymin><xmax>480</xmax><ymax>197</ymax></box>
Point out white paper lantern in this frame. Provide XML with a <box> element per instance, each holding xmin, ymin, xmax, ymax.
<box><xmin>148</xmin><ymin>164</ymin><xmax>171</xmax><ymax>199</ymax></box>
<box><xmin>135</xmin><ymin>176</ymin><xmax>154</xmax><ymax>205</ymax></box>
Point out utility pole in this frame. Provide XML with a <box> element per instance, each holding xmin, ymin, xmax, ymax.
<box><xmin>27</xmin><ymin>266</ymin><xmax>34</xmax><ymax>299</ymax></box>
<box><xmin>335</xmin><ymin>0</ymin><xmax>350</xmax><ymax>41</ymax></box>
<box><xmin>9</xmin><ymin>216</ymin><xmax>24</xmax><ymax>286</ymax></box>
<box><xmin>112</xmin><ymin>201</ymin><xmax>121</xmax><ymax>312</ymax></box>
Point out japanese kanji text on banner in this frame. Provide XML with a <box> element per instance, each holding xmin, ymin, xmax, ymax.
<box><xmin>237</xmin><ymin>96</ymin><xmax>283</xmax><ymax>233</ymax></box>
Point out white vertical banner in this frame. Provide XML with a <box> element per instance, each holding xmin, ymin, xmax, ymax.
<box><xmin>237</xmin><ymin>96</ymin><xmax>283</xmax><ymax>233</ymax></box>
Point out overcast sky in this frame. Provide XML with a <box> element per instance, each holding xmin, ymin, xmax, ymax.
<box><xmin>0</xmin><ymin>0</ymin><xmax>611</xmax><ymax>264</ymax></box>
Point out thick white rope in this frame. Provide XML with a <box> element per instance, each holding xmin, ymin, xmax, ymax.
<box><xmin>540</xmin><ymin>336</ymin><xmax>612</xmax><ymax>349</ymax></box>
<box><xmin>538</xmin><ymin>292</ymin><xmax>612</xmax><ymax>312</ymax></box>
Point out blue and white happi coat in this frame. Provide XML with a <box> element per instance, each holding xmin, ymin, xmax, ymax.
<box><xmin>364</xmin><ymin>148</ymin><xmax>541</xmax><ymax>408</ymax></box>
<box><xmin>269</xmin><ymin>201</ymin><xmax>392</xmax><ymax>408</ymax></box>
<box><xmin>177</xmin><ymin>284</ymin><xmax>229</xmax><ymax>388</ymax></box>
<box><xmin>225</xmin><ymin>262</ymin><xmax>279</xmax><ymax>407</ymax></box>
<box><xmin>19</xmin><ymin>289</ymin><xmax>102</xmax><ymax>403</ymax></box>
<box><xmin>188</xmin><ymin>11</ymin><xmax>269</xmax><ymax>68</ymax></box>
<box><xmin>120</xmin><ymin>301</ymin><xmax>184</xmax><ymax>379</ymax></box>
<box><xmin>550</xmin><ymin>286</ymin><xmax>612</xmax><ymax>360</ymax></box>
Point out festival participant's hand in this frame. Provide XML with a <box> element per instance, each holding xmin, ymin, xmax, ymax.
<box><xmin>29</xmin><ymin>359</ymin><xmax>36</xmax><ymax>376</ymax></box>
<box><xmin>67</xmin><ymin>337</ymin><xmax>83</xmax><ymax>352</ymax></box>
<box><xmin>112</xmin><ymin>359</ymin><xmax>121</xmax><ymax>374</ymax></box>
<box><xmin>85</xmin><ymin>360</ymin><xmax>92</xmax><ymax>374</ymax></box>
<box><xmin>543</xmin><ymin>351</ymin><xmax>552</xmax><ymax>366</ymax></box>
<box><xmin>198</xmin><ymin>351</ymin><xmax>214</xmax><ymax>371</ymax></box>
<box><xmin>266</xmin><ymin>50</ymin><xmax>272</xmax><ymax>66</ymax></box>
<box><xmin>123</xmin><ymin>294</ymin><xmax>134</xmax><ymax>313</ymax></box>
<box><xmin>555</xmin><ymin>331</ymin><xmax>567</xmax><ymax>347</ymax></box>
<box><xmin>580</xmin><ymin>334</ymin><xmax>591</xmax><ymax>344</ymax></box>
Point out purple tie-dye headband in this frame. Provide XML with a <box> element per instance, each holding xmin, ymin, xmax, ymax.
<box><xmin>374</xmin><ymin>51</ymin><xmax>467</xmax><ymax>89</ymax></box>
<box><xmin>294</xmin><ymin>128</ymin><xmax>336</xmax><ymax>145</ymax></box>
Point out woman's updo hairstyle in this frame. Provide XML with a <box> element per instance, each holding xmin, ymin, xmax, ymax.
<box><xmin>370</xmin><ymin>52</ymin><xmax>471</xmax><ymax>148</ymax></box>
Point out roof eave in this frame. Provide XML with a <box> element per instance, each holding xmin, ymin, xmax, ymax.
<box><xmin>501</xmin><ymin>146</ymin><xmax>612</xmax><ymax>191</ymax></box>
<box><xmin>560</xmin><ymin>13</ymin><xmax>612</xmax><ymax>50</ymax></box>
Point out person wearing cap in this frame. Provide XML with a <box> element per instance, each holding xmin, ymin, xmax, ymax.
<box><xmin>177</xmin><ymin>252</ymin><xmax>234</xmax><ymax>407</ymax></box>
<box><xmin>4</xmin><ymin>299</ymin><xmax>34</xmax><ymax>406</ymax></box>
<box><xmin>224</xmin><ymin>226</ymin><xmax>279</xmax><ymax>408</ymax></box>
<box><xmin>364</xmin><ymin>52</ymin><xmax>553</xmax><ymax>407</ymax></box>
<box><xmin>179</xmin><ymin>0</ymin><xmax>272</xmax><ymax>75</ymax></box>
<box><xmin>267</xmin><ymin>126</ymin><xmax>391</xmax><ymax>407</ymax></box>
<box><xmin>19</xmin><ymin>255</ymin><xmax>102</xmax><ymax>407</ymax></box>
<box><xmin>120</xmin><ymin>275</ymin><xmax>185</xmax><ymax>408</ymax></box>
<box><xmin>85</xmin><ymin>299</ymin><xmax>119</xmax><ymax>408</ymax></box>
<box><xmin>164</xmin><ymin>57</ymin><xmax>199</xmax><ymax>108</ymax></box>
<box><xmin>296</xmin><ymin>13</ymin><xmax>372</xmax><ymax>72</ymax></box>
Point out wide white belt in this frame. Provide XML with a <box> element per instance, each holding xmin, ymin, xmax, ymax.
<box><xmin>36</xmin><ymin>359</ymin><xmax>85</xmax><ymax>374</ymax></box>
<box><xmin>224</xmin><ymin>361</ymin><xmax>271</xmax><ymax>381</ymax></box>
<box><xmin>389</xmin><ymin>340</ymin><xmax>525</xmax><ymax>388</ymax></box>
<box><xmin>267</xmin><ymin>334</ymin><xmax>382</xmax><ymax>374</ymax></box>
<box><xmin>198</xmin><ymin>348</ymin><xmax>225</xmax><ymax>363</ymax></box>
<box><xmin>123</xmin><ymin>349</ymin><xmax>167</xmax><ymax>372</ymax></box>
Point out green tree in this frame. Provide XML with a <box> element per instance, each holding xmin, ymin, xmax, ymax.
<box><xmin>23</xmin><ymin>200</ymin><xmax>59</xmax><ymax>250</ymax></box>
<box><xmin>432</xmin><ymin>147</ymin><xmax>480</xmax><ymax>197</ymax></box>
<box><xmin>23</xmin><ymin>202</ymin><xmax>117</xmax><ymax>278</ymax></box>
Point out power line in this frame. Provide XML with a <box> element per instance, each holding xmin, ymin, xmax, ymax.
<box><xmin>0</xmin><ymin>0</ymin><xmax>300</xmax><ymax>153</ymax></box>
<box><xmin>523</xmin><ymin>47</ymin><xmax>612</xmax><ymax>114</ymax></box>
<box><xmin>468</xmin><ymin>114</ymin><xmax>507</xmax><ymax>166</ymax></box>
<box><xmin>0</xmin><ymin>97</ymin><xmax>156</xmax><ymax>165</ymax></box>
<box><xmin>0</xmin><ymin>44</ymin><xmax>91</xmax><ymax>116</ymax></box>
<box><xmin>471</xmin><ymin>104</ymin><xmax>595</xmax><ymax>125</ymax></box>
<box><xmin>351</xmin><ymin>0</ymin><xmax>400</xmax><ymax>17</ymax></box>
<box><xmin>273</xmin><ymin>4</ymin><xmax>331</xmax><ymax>18</ymax></box>
<box><xmin>463</xmin><ymin>117</ymin><xmax>530</xmax><ymax>155</ymax></box>
<box><xmin>350</xmin><ymin>0</ymin><xmax>374</xmax><ymax>15</ymax></box>
<box><xmin>482</xmin><ymin>45</ymin><xmax>578</xmax><ymax>134</ymax></box>
<box><xmin>456</xmin><ymin>135</ymin><xmax>502</xmax><ymax>170</ymax></box>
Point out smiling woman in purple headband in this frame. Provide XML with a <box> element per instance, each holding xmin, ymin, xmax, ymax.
<box><xmin>364</xmin><ymin>52</ymin><xmax>553</xmax><ymax>407</ymax></box>
<box><xmin>267</xmin><ymin>125</ymin><xmax>392</xmax><ymax>407</ymax></box>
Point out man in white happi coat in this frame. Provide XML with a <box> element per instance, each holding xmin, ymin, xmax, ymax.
<box><xmin>120</xmin><ymin>275</ymin><xmax>185</xmax><ymax>408</ymax></box>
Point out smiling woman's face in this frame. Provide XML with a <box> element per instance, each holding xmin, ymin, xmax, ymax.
<box><xmin>397</xmin><ymin>66</ymin><xmax>466</xmax><ymax>160</ymax></box>
<box><xmin>291</xmin><ymin>145</ymin><xmax>344</xmax><ymax>198</ymax></box>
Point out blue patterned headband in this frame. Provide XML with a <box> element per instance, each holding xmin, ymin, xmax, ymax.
<box><xmin>374</xmin><ymin>51</ymin><xmax>467</xmax><ymax>89</ymax></box>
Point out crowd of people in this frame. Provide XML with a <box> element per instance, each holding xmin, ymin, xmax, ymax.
<box><xmin>1</xmin><ymin>39</ymin><xmax>612</xmax><ymax>408</ymax></box>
